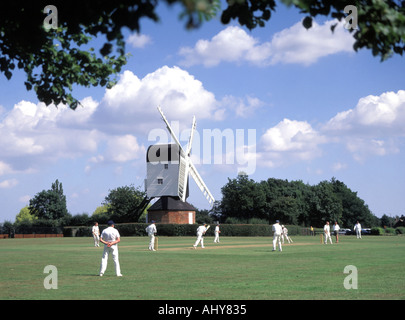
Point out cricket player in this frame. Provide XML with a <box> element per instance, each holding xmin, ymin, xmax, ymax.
<box><xmin>193</xmin><ymin>223</ymin><xmax>208</xmax><ymax>249</ymax></box>
<box><xmin>281</xmin><ymin>225</ymin><xmax>293</xmax><ymax>244</ymax></box>
<box><xmin>92</xmin><ymin>222</ymin><xmax>100</xmax><ymax>247</ymax></box>
<box><xmin>323</xmin><ymin>221</ymin><xmax>333</xmax><ymax>244</ymax></box>
<box><xmin>354</xmin><ymin>221</ymin><xmax>362</xmax><ymax>239</ymax></box>
<box><xmin>272</xmin><ymin>220</ymin><xmax>282</xmax><ymax>252</ymax></box>
<box><xmin>99</xmin><ymin>220</ymin><xmax>122</xmax><ymax>277</ymax></box>
<box><xmin>214</xmin><ymin>223</ymin><xmax>220</xmax><ymax>243</ymax></box>
<box><xmin>145</xmin><ymin>220</ymin><xmax>157</xmax><ymax>251</ymax></box>
<box><xmin>333</xmin><ymin>221</ymin><xmax>340</xmax><ymax>243</ymax></box>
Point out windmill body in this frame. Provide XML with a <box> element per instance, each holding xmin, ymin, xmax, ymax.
<box><xmin>144</xmin><ymin>107</ymin><xmax>214</xmax><ymax>224</ymax></box>
<box><xmin>145</xmin><ymin>143</ymin><xmax>189</xmax><ymax>200</ymax></box>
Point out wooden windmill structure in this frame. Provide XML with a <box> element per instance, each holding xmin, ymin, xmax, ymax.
<box><xmin>143</xmin><ymin>107</ymin><xmax>215</xmax><ymax>224</ymax></box>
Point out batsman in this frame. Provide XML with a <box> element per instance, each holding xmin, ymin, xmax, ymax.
<box><xmin>145</xmin><ymin>220</ymin><xmax>157</xmax><ymax>251</ymax></box>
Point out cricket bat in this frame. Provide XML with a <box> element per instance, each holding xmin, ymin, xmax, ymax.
<box><xmin>154</xmin><ymin>236</ymin><xmax>158</xmax><ymax>251</ymax></box>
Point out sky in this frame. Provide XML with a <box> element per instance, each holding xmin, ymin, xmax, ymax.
<box><xmin>1</xmin><ymin>2</ymin><xmax>405</xmax><ymax>223</ymax></box>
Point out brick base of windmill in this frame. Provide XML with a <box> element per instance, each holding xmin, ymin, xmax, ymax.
<box><xmin>147</xmin><ymin>196</ymin><xmax>196</xmax><ymax>224</ymax></box>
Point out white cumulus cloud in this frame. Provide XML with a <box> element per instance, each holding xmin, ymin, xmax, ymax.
<box><xmin>93</xmin><ymin>66</ymin><xmax>226</xmax><ymax>135</ymax></box>
<box><xmin>179</xmin><ymin>19</ymin><xmax>354</xmax><ymax>67</ymax></box>
<box><xmin>0</xmin><ymin>178</ymin><xmax>18</xmax><ymax>189</ymax></box>
<box><xmin>258</xmin><ymin>119</ymin><xmax>327</xmax><ymax>167</ymax></box>
<box><xmin>0</xmin><ymin>66</ymin><xmax>251</xmax><ymax>175</ymax></box>
<box><xmin>269</xmin><ymin>19</ymin><xmax>354</xmax><ymax>66</ymax></box>
<box><xmin>127</xmin><ymin>33</ymin><xmax>152</xmax><ymax>48</ymax></box>
<box><xmin>322</xmin><ymin>90</ymin><xmax>405</xmax><ymax>161</ymax></box>
<box><xmin>325</xmin><ymin>90</ymin><xmax>405</xmax><ymax>133</ymax></box>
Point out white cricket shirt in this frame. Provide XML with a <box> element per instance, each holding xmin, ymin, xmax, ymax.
<box><xmin>101</xmin><ymin>227</ymin><xmax>120</xmax><ymax>243</ymax></box>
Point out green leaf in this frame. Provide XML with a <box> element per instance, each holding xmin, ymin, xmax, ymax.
<box><xmin>302</xmin><ymin>16</ymin><xmax>312</xmax><ymax>29</ymax></box>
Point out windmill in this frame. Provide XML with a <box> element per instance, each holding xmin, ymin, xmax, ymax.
<box><xmin>142</xmin><ymin>106</ymin><xmax>215</xmax><ymax>224</ymax></box>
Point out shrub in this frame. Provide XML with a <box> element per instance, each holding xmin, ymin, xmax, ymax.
<box><xmin>371</xmin><ymin>227</ymin><xmax>398</xmax><ymax>235</ymax></box>
<box><xmin>371</xmin><ymin>227</ymin><xmax>383</xmax><ymax>235</ymax></box>
<box><xmin>15</xmin><ymin>219</ymin><xmax>63</xmax><ymax>234</ymax></box>
<box><xmin>395</xmin><ymin>227</ymin><xmax>405</xmax><ymax>235</ymax></box>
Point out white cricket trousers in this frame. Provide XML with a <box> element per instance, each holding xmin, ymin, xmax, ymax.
<box><xmin>273</xmin><ymin>234</ymin><xmax>282</xmax><ymax>251</ymax></box>
<box><xmin>194</xmin><ymin>233</ymin><xmax>204</xmax><ymax>248</ymax></box>
<box><xmin>149</xmin><ymin>234</ymin><xmax>155</xmax><ymax>250</ymax></box>
<box><xmin>99</xmin><ymin>245</ymin><xmax>121</xmax><ymax>276</ymax></box>
<box><xmin>214</xmin><ymin>232</ymin><xmax>220</xmax><ymax>243</ymax></box>
<box><xmin>324</xmin><ymin>232</ymin><xmax>333</xmax><ymax>244</ymax></box>
<box><xmin>93</xmin><ymin>234</ymin><xmax>100</xmax><ymax>246</ymax></box>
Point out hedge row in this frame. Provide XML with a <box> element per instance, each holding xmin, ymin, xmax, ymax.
<box><xmin>63</xmin><ymin>223</ymin><xmax>307</xmax><ymax>237</ymax></box>
<box><xmin>371</xmin><ymin>227</ymin><xmax>405</xmax><ymax>235</ymax></box>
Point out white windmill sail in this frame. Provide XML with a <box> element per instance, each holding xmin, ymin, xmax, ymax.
<box><xmin>158</xmin><ymin>106</ymin><xmax>183</xmax><ymax>149</ymax></box>
<box><xmin>189</xmin><ymin>161</ymin><xmax>215</xmax><ymax>206</ymax></box>
<box><xmin>177</xmin><ymin>151</ymin><xmax>189</xmax><ymax>202</ymax></box>
<box><xmin>157</xmin><ymin>106</ymin><xmax>215</xmax><ymax>206</ymax></box>
<box><xmin>177</xmin><ymin>115</ymin><xmax>195</xmax><ymax>202</ymax></box>
<box><xmin>187</xmin><ymin>115</ymin><xmax>196</xmax><ymax>156</ymax></box>
<box><xmin>158</xmin><ymin>106</ymin><xmax>187</xmax><ymax>201</ymax></box>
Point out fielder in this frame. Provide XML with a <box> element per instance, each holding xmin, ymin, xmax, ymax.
<box><xmin>272</xmin><ymin>220</ymin><xmax>282</xmax><ymax>252</ymax></box>
<box><xmin>145</xmin><ymin>220</ymin><xmax>157</xmax><ymax>251</ymax></box>
<box><xmin>193</xmin><ymin>223</ymin><xmax>208</xmax><ymax>249</ymax></box>
<box><xmin>281</xmin><ymin>225</ymin><xmax>293</xmax><ymax>244</ymax></box>
<box><xmin>92</xmin><ymin>222</ymin><xmax>100</xmax><ymax>247</ymax></box>
<box><xmin>354</xmin><ymin>221</ymin><xmax>362</xmax><ymax>239</ymax></box>
<box><xmin>214</xmin><ymin>223</ymin><xmax>220</xmax><ymax>243</ymax></box>
<box><xmin>99</xmin><ymin>220</ymin><xmax>122</xmax><ymax>277</ymax></box>
<box><xmin>323</xmin><ymin>221</ymin><xmax>333</xmax><ymax>244</ymax></box>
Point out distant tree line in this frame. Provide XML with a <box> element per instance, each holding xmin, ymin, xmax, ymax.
<box><xmin>1</xmin><ymin>180</ymin><xmax>147</xmax><ymax>234</ymax></box>
<box><xmin>216</xmin><ymin>174</ymin><xmax>381</xmax><ymax>228</ymax></box>
<box><xmin>1</xmin><ymin>175</ymin><xmax>401</xmax><ymax>235</ymax></box>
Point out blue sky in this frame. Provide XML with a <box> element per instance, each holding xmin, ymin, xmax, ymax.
<box><xmin>1</xmin><ymin>3</ymin><xmax>405</xmax><ymax>223</ymax></box>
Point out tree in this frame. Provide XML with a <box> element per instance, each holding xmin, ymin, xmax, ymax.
<box><xmin>15</xmin><ymin>206</ymin><xmax>38</xmax><ymax>223</ymax></box>
<box><xmin>91</xmin><ymin>204</ymin><xmax>110</xmax><ymax>224</ymax></box>
<box><xmin>103</xmin><ymin>184</ymin><xmax>146</xmax><ymax>222</ymax></box>
<box><xmin>1</xmin><ymin>1</ymin><xmax>404</xmax><ymax>109</ymax></box>
<box><xmin>209</xmin><ymin>200</ymin><xmax>223</xmax><ymax>222</ymax></box>
<box><xmin>0</xmin><ymin>1</ymin><xmax>219</xmax><ymax>109</ymax></box>
<box><xmin>380</xmin><ymin>214</ymin><xmax>395</xmax><ymax>228</ymax></box>
<box><xmin>261</xmin><ymin>178</ymin><xmax>312</xmax><ymax>225</ymax></box>
<box><xmin>309</xmin><ymin>180</ymin><xmax>343</xmax><ymax>226</ymax></box>
<box><xmin>329</xmin><ymin>177</ymin><xmax>376</xmax><ymax>227</ymax></box>
<box><xmin>269</xmin><ymin>196</ymin><xmax>299</xmax><ymax>225</ymax></box>
<box><xmin>28</xmin><ymin>179</ymin><xmax>68</xmax><ymax>220</ymax></box>
<box><xmin>220</xmin><ymin>173</ymin><xmax>267</xmax><ymax>222</ymax></box>
<box><xmin>222</xmin><ymin>0</ymin><xmax>405</xmax><ymax>61</ymax></box>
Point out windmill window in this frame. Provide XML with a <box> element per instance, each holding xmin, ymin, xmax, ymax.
<box><xmin>157</xmin><ymin>178</ymin><xmax>163</xmax><ymax>185</ymax></box>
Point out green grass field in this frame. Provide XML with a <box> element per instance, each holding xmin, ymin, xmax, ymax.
<box><xmin>1</xmin><ymin>235</ymin><xmax>404</xmax><ymax>300</ymax></box>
